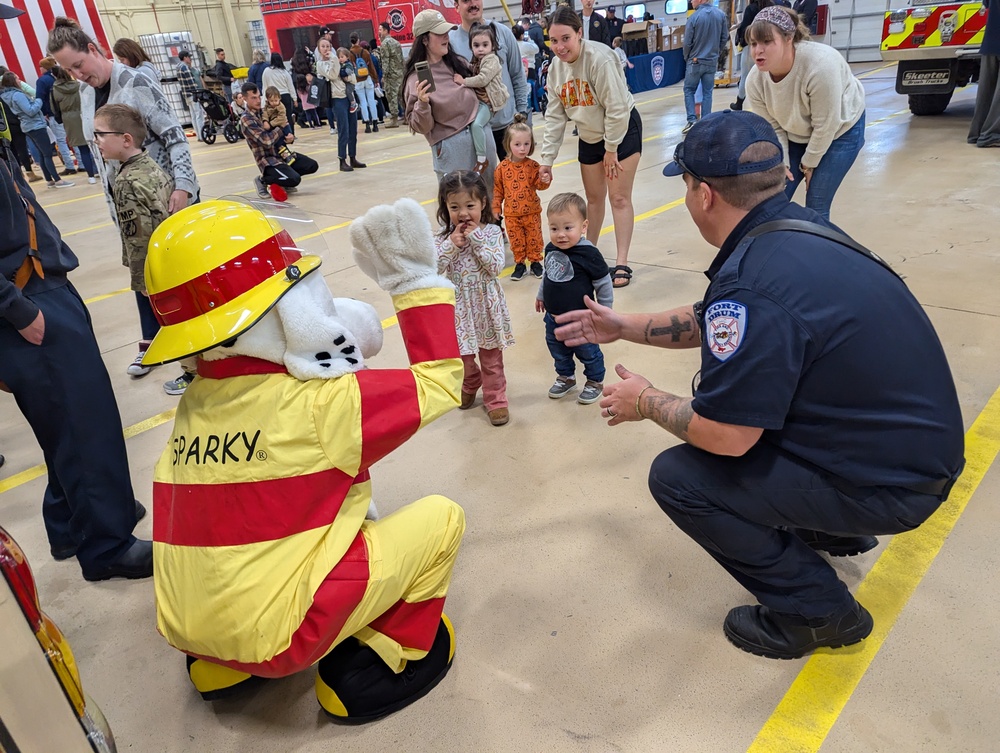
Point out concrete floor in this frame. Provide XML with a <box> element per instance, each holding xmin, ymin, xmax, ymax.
<box><xmin>2</xmin><ymin>64</ymin><xmax>999</xmax><ymax>752</ymax></box>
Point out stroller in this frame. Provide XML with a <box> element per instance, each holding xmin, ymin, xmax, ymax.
<box><xmin>193</xmin><ymin>88</ymin><xmax>240</xmax><ymax>144</ymax></box>
<box><xmin>536</xmin><ymin>58</ymin><xmax>550</xmax><ymax>115</ymax></box>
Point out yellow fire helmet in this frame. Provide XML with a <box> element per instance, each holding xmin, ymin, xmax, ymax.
<box><xmin>141</xmin><ymin>199</ymin><xmax>322</xmax><ymax>366</ymax></box>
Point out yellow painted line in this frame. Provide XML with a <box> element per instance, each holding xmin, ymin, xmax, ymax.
<box><xmin>857</xmin><ymin>62</ymin><xmax>895</xmax><ymax>79</ymax></box>
<box><xmin>0</xmin><ymin>465</ymin><xmax>47</xmax><ymax>495</ymax></box>
<box><xmin>748</xmin><ymin>384</ymin><xmax>1000</xmax><ymax>753</ymax></box>
<box><xmin>84</xmin><ymin>288</ymin><xmax>131</xmax><ymax>305</ymax></box>
<box><xmin>598</xmin><ymin>197</ymin><xmax>685</xmax><ymax>236</ymax></box>
<box><xmin>41</xmin><ymin>192</ymin><xmax>104</xmax><ymax>208</ymax></box>
<box><xmin>63</xmin><ymin>221</ymin><xmax>114</xmax><ymax>237</ymax></box>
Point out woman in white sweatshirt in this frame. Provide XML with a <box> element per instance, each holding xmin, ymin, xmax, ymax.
<box><xmin>745</xmin><ymin>6</ymin><xmax>866</xmax><ymax>221</ymax></box>
<box><xmin>539</xmin><ymin>6</ymin><xmax>642</xmax><ymax>288</ymax></box>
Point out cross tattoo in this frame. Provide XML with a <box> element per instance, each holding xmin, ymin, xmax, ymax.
<box><xmin>649</xmin><ymin>315</ymin><xmax>693</xmax><ymax>343</ymax></box>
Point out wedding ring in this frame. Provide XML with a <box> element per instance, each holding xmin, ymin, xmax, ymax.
<box><xmin>608</xmin><ymin>408</ymin><xmax>617</xmax><ymax>418</ymax></box>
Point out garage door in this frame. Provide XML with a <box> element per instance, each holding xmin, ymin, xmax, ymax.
<box><xmin>828</xmin><ymin>0</ymin><xmax>893</xmax><ymax>62</ymax></box>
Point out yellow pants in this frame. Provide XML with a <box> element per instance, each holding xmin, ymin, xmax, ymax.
<box><xmin>189</xmin><ymin>495</ymin><xmax>465</xmax><ymax>694</ymax></box>
<box><xmin>351</xmin><ymin>495</ymin><xmax>465</xmax><ymax>671</ymax></box>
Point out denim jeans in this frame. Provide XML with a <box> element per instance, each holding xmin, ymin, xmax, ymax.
<box><xmin>683</xmin><ymin>61</ymin><xmax>716</xmax><ymax>123</ymax></box>
<box><xmin>25</xmin><ymin>128</ymin><xmax>58</xmax><ymax>182</ymax></box>
<box><xmin>135</xmin><ymin>292</ymin><xmax>160</xmax><ymax>342</ymax></box>
<box><xmin>331</xmin><ymin>97</ymin><xmax>357</xmax><ymax>159</ymax></box>
<box><xmin>737</xmin><ymin>48</ymin><xmax>752</xmax><ymax>100</ymax></box>
<box><xmin>785</xmin><ymin>111</ymin><xmax>866</xmax><ymax>222</ymax></box>
<box><xmin>544</xmin><ymin>313</ymin><xmax>605</xmax><ymax>382</ymax></box>
<box><xmin>73</xmin><ymin>144</ymin><xmax>96</xmax><ymax>178</ymax></box>
<box><xmin>355</xmin><ymin>77</ymin><xmax>378</xmax><ymax>122</ymax></box>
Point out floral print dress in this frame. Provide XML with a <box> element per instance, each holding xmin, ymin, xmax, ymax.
<box><xmin>436</xmin><ymin>223</ymin><xmax>515</xmax><ymax>355</ymax></box>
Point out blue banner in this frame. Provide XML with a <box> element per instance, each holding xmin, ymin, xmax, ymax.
<box><xmin>625</xmin><ymin>50</ymin><xmax>686</xmax><ymax>94</ymax></box>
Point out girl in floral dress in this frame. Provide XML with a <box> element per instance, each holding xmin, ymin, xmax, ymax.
<box><xmin>435</xmin><ymin>170</ymin><xmax>514</xmax><ymax>427</ymax></box>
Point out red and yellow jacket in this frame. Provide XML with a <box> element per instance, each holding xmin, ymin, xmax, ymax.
<box><xmin>152</xmin><ymin>287</ymin><xmax>461</xmax><ymax>665</ymax></box>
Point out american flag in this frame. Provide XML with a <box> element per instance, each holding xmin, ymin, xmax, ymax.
<box><xmin>0</xmin><ymin>0</ymin><xmax>110</xmax><ymax>82</ymax></box>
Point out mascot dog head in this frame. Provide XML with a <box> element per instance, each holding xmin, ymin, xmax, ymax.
<box><xmin>140</xmin><ymin>200</ymin><xmax>383</xmax><ymax>378</ymax></box>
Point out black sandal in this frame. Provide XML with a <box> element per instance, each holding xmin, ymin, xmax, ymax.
<box><xmin>611</xmin><ymin>265</ymin><xmax>633</xmax><ymax>288</ymax></box>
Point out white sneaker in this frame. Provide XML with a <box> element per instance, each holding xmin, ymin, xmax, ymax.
<box><xmin>88</xmin><ymin>176</ymin><xmax>97</xmax><ymax>184</ymax></box>
<box><xmin>329</xmin><ymin>127</ymin><xmax>336</xmax><ymax>135</ymax></box>
<box><xmin>127</xmin><ymin>351</ymin><xmax>152</xmax><ymax>377</ymax></box>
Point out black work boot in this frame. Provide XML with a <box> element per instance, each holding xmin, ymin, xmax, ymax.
<box><xmin>316</xmin><ymin>615</ymin><xmax>456</xmax><ymax>724</ymax></box>
<box><xmin>794</xmin><ymin>528</ymin><xmax>878</xmax><ymax>557</ymax></box>
<box><xmin>723</xmin><ymin>600</ymin><xmax>874</xmax><ymax>659</ymax></box>
<box><xmin>364</xmin><ymin>121</ymin><xmax>372</xmax><ymax>133</ymax></box>
<box><xmin>350</xmin><ymin>157</ymin><xmax>367</xmax><ymax>169</ymax></box>
<box><xmin>82</xmin><ymin>538</ymin><xmax>154</xmax><ymax>581</ymax></box>
<box><xmin>340</xmin><ymin>158</ymin><xmax>354</xmax><ymax>172</ymax></box>
<box><xmin>730</xmin><ymin>96</ymin><xmax>745</xmax><ymax>111</ymax></box>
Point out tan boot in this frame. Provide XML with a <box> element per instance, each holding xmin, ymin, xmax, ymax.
<box><xmin>385</xmin><ymin>115</ymin><xmax>399</xmax><ymax>129</ymax></box>
<box><xmin>24</xmin><ymin>169</ymin><xmax>41</xmax><ymax>183</ymax></box>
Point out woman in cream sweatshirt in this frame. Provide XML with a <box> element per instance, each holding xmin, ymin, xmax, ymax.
<box><xmin>745</xmin><ymin>6</ymin><xmax>866</xmax><ymax>221</ymax></box>
<box><xmin>539</xmin><ymin>6</ymin><xmax>642</xmax><ymax>288</ymax></box>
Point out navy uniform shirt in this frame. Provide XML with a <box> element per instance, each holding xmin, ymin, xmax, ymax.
<box><xmin>691</xmin><ymin>193</ymin><xmax>964</xmax><ymax>489</ymax></box>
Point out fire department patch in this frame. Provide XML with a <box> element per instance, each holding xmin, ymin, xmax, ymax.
<box><xmin>651</xmin><ymin>55</ymin><xmax>664</xmax><ymax>87</ymax></box>
<box><xmin>704</xmin><ymin>300</ymin><xmax>747</xmax><ymax>361</ymax></box>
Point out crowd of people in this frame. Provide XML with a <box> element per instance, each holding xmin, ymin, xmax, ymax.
<box><xmin>0</xmin><ymin>0</ymin><xmax>989</xmax><ymax>724</ymax></box>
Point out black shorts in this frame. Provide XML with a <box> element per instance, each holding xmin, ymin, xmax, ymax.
<box><xmin>578</xmin><ymin>108</ymin><xmax>642</xmax><ymax>166</ymax></box>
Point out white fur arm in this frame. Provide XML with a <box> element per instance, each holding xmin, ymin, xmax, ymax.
<box><xmin>351</xmin><ymin>198</ymin><xmax>454</xmax><ymax>296</ymax></box>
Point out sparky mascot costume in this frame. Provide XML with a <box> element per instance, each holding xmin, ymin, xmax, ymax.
<box><xmin>141</xmin><ymin>197</ymin><xmax>466</xmax><ymax>722</ymax></box>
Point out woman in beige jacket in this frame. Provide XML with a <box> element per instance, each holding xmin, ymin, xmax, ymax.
<box><xmin>316</xmin><ymin>37</ymin><xmax>365</xmax><ymax>172</ymax></box>
<box><xmin>454</xmin><ymin>23</ymin><xmax>509</xmax><ymax>174</ymax></box>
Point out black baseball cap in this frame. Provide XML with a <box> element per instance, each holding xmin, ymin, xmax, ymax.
<box><xmin>0</xmin><ymin>3</ymin><xmax>25</xmax><ymax>20</ymax></box>
<box><xmin>663</xmin><ymin>111</ymin><xmax>784</xmax><ymax>180</ymax></box>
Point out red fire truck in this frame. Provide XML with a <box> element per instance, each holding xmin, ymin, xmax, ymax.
<box><xmin>881</xmin><ymin>1</ymin><xmax>987</xmax><ymax>114</ymax></box>
<box><xmin>259</xmin><ymin>0</ymin><xmax>461</xmax><ymax>57</ymax></box>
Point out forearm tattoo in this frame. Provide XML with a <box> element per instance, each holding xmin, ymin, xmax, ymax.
<box><xmin>644</xmin><ymin>313</ymin><xmax>699</xmax><ymax>344</ymax></box>
<box><xmin>645</xmin><ymin>394</ymin><xmax>695</xmax><ymax>443</ymax></box>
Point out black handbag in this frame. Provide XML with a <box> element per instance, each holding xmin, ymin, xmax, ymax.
<box><xmin>314</xmin><ymin>77</ymin><xmax>331</xmax><ymax>109</ymax></box>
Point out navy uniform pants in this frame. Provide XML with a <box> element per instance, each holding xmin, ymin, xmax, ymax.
<box><xmin>0</xmin><ymin>281</ymin><xmax>139</xmax><ymax>575</ymax></box>
<box><xmin>649</xmin><ymin>442</ymin><xmax>943</xmax><ymax>620</ymax></box>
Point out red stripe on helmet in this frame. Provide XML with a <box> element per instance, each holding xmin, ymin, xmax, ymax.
<box><xmin>149</xmin><ymin>230</ymin><xmax>302</xmax><ymax>327</ymax></box>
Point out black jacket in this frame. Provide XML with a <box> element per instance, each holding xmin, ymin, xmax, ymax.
<box><xmin>583</xmin><ymin>13</ymin><xmax>612</xmax><ymax>47</ymax></box>
<box><xmin>792</xmin><ymin>0</ymin><xmax>818</xmax><ymax>31</ymax></box>
<box><xmin>736</xmin><ymin>1</ymin><xmax>760</xmax><ymax>48</ymax></box>
<box><xmin>213</xmin><ymin>60</ymin><xmax>237</xmax><ymax>85</ymax></box>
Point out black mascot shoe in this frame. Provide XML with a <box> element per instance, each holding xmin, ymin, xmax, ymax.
<box><xmin>723</xmin><ymin>601</ymin><xmax>874</xmax><ymax>660</ymax></box>
<box><xmin>316</xmin><ymin>614</ymin><xmax>456</xmax><ymax>724</ymax></box>
<box><xmin>81</xmin><ymin>539</ymin><xmax>153</xmax><ymax>581</ymax></box>
<box><xmin>186</xmin><ymin>655</ymin><xmax>267</xmax><ymax>701</ymax></box>
<box><xmin>52</xmin><ymin>500</ymin><xmax>148</xmax><ymax>561</ymax></box>
<box><xmin>794</xmin><ymin>528</ymin><xmax>878</xmax><ymax>557</ymax></box>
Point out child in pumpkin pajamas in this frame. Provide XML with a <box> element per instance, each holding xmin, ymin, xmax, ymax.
<box><xmin>493</xmin><ymin>116</ymin><xmax>551</xmax><ymax>281</ymax></box>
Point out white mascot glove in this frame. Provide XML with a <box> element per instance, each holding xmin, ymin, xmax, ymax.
<box><xmin>350</xmin><ymin>197</ymin><xmax>453</xmax><ymax>296</ymax></box>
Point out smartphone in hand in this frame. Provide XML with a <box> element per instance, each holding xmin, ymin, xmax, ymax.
<box><xmin>415</xmin><ymin>61</ymin><xmax>436</xmax><ymax>93</ymax></box>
